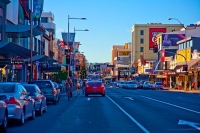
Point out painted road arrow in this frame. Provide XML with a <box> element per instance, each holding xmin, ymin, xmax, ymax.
<box><xmin>124</xmin><ymin>97</ymin><xmax>134</xmax><ymax>100</ymax></box>
<box><xmin>178</xmin><ymin>120</ymin><xmax>200</xmax><ymax>130</ymax></box>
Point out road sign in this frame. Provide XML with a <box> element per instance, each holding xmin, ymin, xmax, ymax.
<box><xmin>36</xmin><ymin>61</ymin><xmax>39</xmax><ymax>66</ymax></box>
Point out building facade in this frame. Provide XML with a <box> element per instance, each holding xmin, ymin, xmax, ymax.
<box><xmin>131</xmin><ymin>23</ymin><xmax>183</xmax><ymax>67</ymax></box>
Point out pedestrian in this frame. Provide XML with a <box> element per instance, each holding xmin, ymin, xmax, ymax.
<box><xmin>65</xmin><ymin>77</ymin><xmax>73</xmax><ymax>97</ymax></box>
<box><xmin>181</xmin><ymin>80</ymin><xmax>184</xmax><ymax>90</ymax></box>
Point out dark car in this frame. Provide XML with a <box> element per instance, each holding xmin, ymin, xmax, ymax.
<box><xmin>22</xmin><ymin>84</ymin><xmax>47</xmax><ymax>116</ymax></box>
<box><xmin>0</xmin><ymin>96</ymin><xmax>8</xmax><ymax>133</ymax></box>
<box><xmin>31</xmin><ymin>80</ymin><xmax>59</xmax><ymax>105</ymax></box>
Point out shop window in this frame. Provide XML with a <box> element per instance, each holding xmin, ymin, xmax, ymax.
<box><xmin>140</xmin><ymin>47</ymin><xmax>144</xmax><ymax>52</ymax></box>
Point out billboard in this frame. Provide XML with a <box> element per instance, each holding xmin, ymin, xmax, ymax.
<box><xmin>118</xmin><ymin>51</ymin><xmax>131</xmax><ymax>56</ymax></box>
<box><xmin>149</xmin><ymin>28</ymin><xmax>166</xmax><ymax>49</ymax></box>
<box><xmin>162</xmin><ymin>34</ymin><xmax>185</xmax><ymax>47</ymax></box>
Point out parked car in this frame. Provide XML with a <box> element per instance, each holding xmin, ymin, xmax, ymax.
<box><xmin>0</xmin><ymin>82</ymin><xmax>35</xmax><ymax>126</ymax></box>
<box><xmin>85</xmin><ymin>81</ymin><xmax>105</xmax><ymax>97</ymax></box>
<box><xmin>154</xmin><ymin>82</ymin><xmax>164</xmax><ymax>89</ymax></box>
<box><xmin>0</xmin><ymin>96</ymin><xmax>8</xmax><ymax>133</ymax></box>
<box><xmin>118</xmin><ymin>81</ymin><xmax>124</xmax><ymax>88</ymax></box>
<box><xmin>126</xmin><ymin>81</ymin><xmax>137</xmax><ymax>89</ymax></box>
<box><xmin>143</xmin><ymin>82</ymin><xmax>155</xmax><ymax>89</ymax></box>
<box><xmin>31</xmin><ymin>80</ymin><xmax>59</xmax><ymax>105</ymax></box>
<box><xmin>53</xmin><ymin>82</ymin><xmax>61</xmax><ymax>101</ymax></box>
<box><xmin>22</xmin><ymin>84</ymin><xmax>47</xmax><ymax>116</ymax></box>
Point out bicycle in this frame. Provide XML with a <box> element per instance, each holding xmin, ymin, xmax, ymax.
<box><xmin>66</xmin><ymin>87</ymin><xmax>71</xmax><ymax>101</ymax></box>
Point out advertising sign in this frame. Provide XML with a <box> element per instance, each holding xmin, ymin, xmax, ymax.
<box><xmin>62</xmin><ymin>33</ymin><xmax>76</xmax><ymax>45</ymax></box>
<box><xmin>33</xmin><ymin>0</ymin><xmax>44</xmax><ymax>20</ymax></box>
<box><xmin>74</xmin><ymin>42</ymin><xmax>80</xmax><ymax>52</ymax></box>
<box><xmin>19</xmin><ymin>0</ymin><xmax>29</xmax><ymax>20</ymax></box>
<box><xmin>70</xmin><ymin>54</ymin><xmax>74</xmax><ymax>66</ymax></box>
<box><xmin>118</xmin><ymin>51</ymin><xmax>131</xmax><ymax>56</ymax></box>
<box><xmin>162</xmin><ymin>34</ymin><xmax>185</xmax><ymax>47</ymax></box>
<box><xmin>149</xmin><ymin>28</ymin><xmax>166</xmax><ymax>49</ymax></box>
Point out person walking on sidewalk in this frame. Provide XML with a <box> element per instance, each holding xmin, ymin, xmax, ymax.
<box><xmin>65</xmin><ymin>77</ymin><xmax>73</xmax><ymax>98</ymax></box>
<box><xmin>82</xmin><ymin>79</ymin><xmax>86</xmax><ymax>95</ymax></box>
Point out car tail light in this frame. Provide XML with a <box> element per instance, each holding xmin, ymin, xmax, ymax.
<box><xmin>34</xmin><ymin>97</ymin><xmax>40</xmax><ymax>101</ymax></box>
<box><xmin>86</xmin><ymin>85</ymin><xmax>90</xmax><ymax>88</ymax></box>
<box><xmin>52</xmin><ymin>90</ymin><xmax>56</xmax><ymax>95</ymax></box>
<box><xmin>101</xmin><ymin>84</ymin><xmax>104</xmax><ymax>88</ymax></box>
<box><xmin>4</xmin><ymin>97</ymin><xmax>18</xmax><ymax>104</ymax></box>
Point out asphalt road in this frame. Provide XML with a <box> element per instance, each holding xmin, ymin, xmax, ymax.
<box><xmin>7</xmin><ymin>88</ymin><xmax>200</xmax><ymax>133</ymax></box>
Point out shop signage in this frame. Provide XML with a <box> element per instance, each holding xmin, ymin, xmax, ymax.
<box><xmin>11</xmin><ymin>60</ymin><xmax>24</xmax><ymax>64</ymax></box>
<box><xmin>118</xmin><ymin>51</ymin><xmax>131</xmax><ymax>56</ymax></box>
<box><xmin>156</xmin><ymin>75</ymin><xmax>167</xmax><ymax>78</ymax></box>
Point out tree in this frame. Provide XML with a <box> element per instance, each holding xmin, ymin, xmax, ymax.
<box><xmin>52</xmin><ymin>71</ymin><xmax>68</xmax><ymax>83</ymax></box>
<box><xmin>80</xmin><ymin>66</ymin><xmax>87</xmax><ymax>79</ymax></box>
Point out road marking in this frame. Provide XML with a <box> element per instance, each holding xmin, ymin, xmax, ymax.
<box><xmin>125</xmin><ymin>97</ymin><xmax>134</xmax><ymax>100</ymax></box>
<box><xmin>178</xmin><ymin>120</ymin><xmax>200</xmax><ymax>130</ymax></box>
<box><xmin>141</xmin><ymin>95</ymin><xmax>200</xmax><ymax>114</ymax></box>
<box><xmin>87</xmin><ymin>98</ymin><xmax>90</xmax><ymax>101</ymax></box>
<box><xmin>106</xmin><ymin>95</ymin><xmax>150</xmax><ymax>133</ymax></box>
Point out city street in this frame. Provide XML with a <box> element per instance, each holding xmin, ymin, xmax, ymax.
<box><xmin>7</xmin><ymin>88</ymin><xmax>200</xmax><ymax>133</ymax></box>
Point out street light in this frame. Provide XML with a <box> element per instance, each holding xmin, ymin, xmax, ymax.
<box><xmin>168</xmin><ymin>18</ymin><xmax>188</xmax><ymax>91</ymax></box>
<box><xmin>67</xmin><ymin>15</ymin><xmax>87</xmax><ymax>77</ymax></box>
<box><xmin>74</xmin><ymin>27</ymin><xmax>89</xmax><ymax>32</ymax></box>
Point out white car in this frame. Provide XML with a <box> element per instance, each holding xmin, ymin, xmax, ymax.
<box><xmin>118</xmin><ymin>81</ymin><xmax>125</xmax><ymax>88</ymax></box>
<box><xmin>126</xmin><ymin>81</ymin><xmax>137</xmax><ymax>89</ymax></box>
<box><xmin>154</xmin><ymin>82</ymin><xmax>164</xmax><ymax>89</ymax></box>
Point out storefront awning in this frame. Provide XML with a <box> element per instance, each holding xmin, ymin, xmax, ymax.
<box><xmin>6</xmin><ymin>24</ymin><xmax>45</xmax><ymax>38</ymax></box>
<box><xmin>0</xmin><ymin>42</ymin><xmax>37</xmax><ymax>58</ymax></box>
<box><xmin>176</xmin><ymin>59</ymin><xmax>200</xmax><ymax>69</ymax></box>
<box><xmin>24</xmin><ymin>55</ymin><xmax>57</xmax><ymax>63</ymax></box>
<box><xmin>41</xmin><ymin>66</ymin><xmax>66</xmax><ymax>72</ymax></box>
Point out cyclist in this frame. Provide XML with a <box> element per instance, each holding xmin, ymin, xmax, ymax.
<box><xmin>65</xmin><ymin>76</ymin><xmax>73</xmax><ymax>98</ymax></box>
<box><xmin>82</xmin><ymin>79</ymin><xmax>86</xmax><ymax>95</ymax></box>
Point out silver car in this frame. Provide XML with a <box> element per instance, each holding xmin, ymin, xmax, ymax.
<box><xmin>154</xmin><ymin>82</ymin><xmax>164</xmax><ymax>89</ymax></box>
<box><xmin>0</xmin><ymin>82</ymin><xmax>35</xmax><ymax>125</ymax></box>
<box><xmin>22</xmin><ymin>84</ymin><xmax>47</xmax><ymax>116</ymax></box>
<box><xmin>0</xmin><ymin>96</ymin><xmax>8</xmax><ymax>133</ymax></box>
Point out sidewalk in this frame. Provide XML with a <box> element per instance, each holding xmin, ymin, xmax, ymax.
<box><xmin>163</xmin><ymin>87</ymin><xmax>200</xmax><ymax>94</ymax></box>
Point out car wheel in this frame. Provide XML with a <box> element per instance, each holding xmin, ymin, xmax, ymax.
<box><xmin>85</xmin><ymin>93</ymin><xmax>88</xmax><ymax>97</ymax></box>
<box><xmin>57</xmin><ymin>96</ymin><xmax>60</xmax><ymax>103</ymax></box>
<box><xmin>44</xmin><ymin>105</ymin><xmax>47</xmax><ymax>113</ymax></box>
<box><xmin>102</xmin><ymin>93</ymin><xmax>105</xmax><ymax>97</ymax></box>
<box><xmin>53</xmin><ymin>98</ymin><xmax>57</xmax><ymax>105</ymax></box>
<box><xmin>18</xmin><ymin>110</ymin><xmax>25</xmax><ymax>126</ymax></box>
<box><xmin>38</xmin><ymin>105</ymin><xmax>43</xmax><ymax>116</ymax></box>
<box><xmin>30</xmin><ymin>107</ymin><xmax>35</xmax><ymax>120</ymax></box>
<box><xmin>0</xmin><ymin>112</ymin><xmax>8</xmax><ymax>133</ymax></box>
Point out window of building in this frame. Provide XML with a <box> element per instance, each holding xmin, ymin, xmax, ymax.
<box><xmin>190</xmin><ymin>40</ymin><xmax>193</xmax><ymax>47</ymax></box>
<box><xmin>183</xmin><ymin>42</ymin><xmax>186</xmax><ymax>49</ymax></box>
<box><xmin>41</xmin><ymin>17</ymin><xmax>48</xmax><ymax>23</ymax></box>
<box><xmin>140</xmin><ymin>38</ymin><xmax>144</xmax><ymax>44</ymax></box>
<box><xmin>140</xmin><ymin>47</ymin><xmax>144</xmax><ymax>52</ymax></box>
<box><xmin>34</xmin><ymin>38</ymin><xmax>37</xmax><ymax>52</ymax></box>
<box><xmin>140</xmin><ymin>30</ymin><xmax>144</xmax><ymax>35</ymax></box>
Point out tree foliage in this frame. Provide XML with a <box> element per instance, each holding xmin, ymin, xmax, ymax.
<box><xmin>52</xmin><ymin>71</ymin><xmax>68</xmax><ymax>83</ymax></box>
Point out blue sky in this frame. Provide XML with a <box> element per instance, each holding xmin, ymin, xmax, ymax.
<box><xmin>43</xmin><ymin>0</ymin><xmax>200</xmax><ymax>63</ymax></box>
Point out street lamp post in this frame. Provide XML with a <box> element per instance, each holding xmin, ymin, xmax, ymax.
<box><xmin>168</xmin><ymin>18</ymin><xmax>188</xmax><ymax>91</ymax></box>
<box><xmin>30</xmin><ymin>0</ymin><xmax>33</xmax><ymax>82</ymax></box>
<box><xmin>67</xmin><ymin>15</ymin><xmax>86</xmax><ymax>78</ymax></box>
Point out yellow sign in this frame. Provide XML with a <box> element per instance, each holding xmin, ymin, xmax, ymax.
<box><xmin>118</xmin><ymin>51</ymin><xmax>131</xmax><ymax>56</ymax></box>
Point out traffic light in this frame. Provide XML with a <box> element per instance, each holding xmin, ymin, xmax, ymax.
<box><xmin>153</xmin><ymin>44</ymin><xmax>158</xmax><ymax>53</ymax></box>
<box><xmin>183</xmin><ymin>65</ymin><xmax>188</xmax><ymax>71</ymax></box>
<box><xmin>66</xmin><ymin>55</ymin><xmax>71</xmax><ymax>65</ymax></box>
<box><xmin>75</xmin><ymin>65</ymin><xmax>80</xmax><ymax>71</ymax></box>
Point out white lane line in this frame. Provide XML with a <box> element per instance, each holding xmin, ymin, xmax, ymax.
<box><xmin>141</xmin><ymin>95</ymin><xmax>200</xmax><ymax>115</ymax></box>
<box><xmin>87</xmin><ymin>98</ymin><xmax>90</xmax><ymax>101</ymax></box>
<box><xmin>125</xmin><ymin>97</ymin><xmax>134</xmax><ymax>100</ymax></box>
<box><xmin>106</xmin><ymin>95</ymin><xmax>150</xmax><ymax>133</ymax></box>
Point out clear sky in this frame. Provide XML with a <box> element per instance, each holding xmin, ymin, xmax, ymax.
<box><xmin>43</xmin><ymin>0</ymin><xmax>200</xmax><ymax>63</ymax></box>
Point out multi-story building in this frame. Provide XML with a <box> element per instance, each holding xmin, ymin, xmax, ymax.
<box><xmin>131</xmin><ymin>23</ymin><xmax>183</xmax><ymax>74</ymax></box>
<box><xmin>41</xmin><ymin>12</ymin><xmax>56</xmax><ymax>59</ymax></box>
<box><xmin>111</xmin><ymin>43</ymin><xmax>131</xmax><ymax>80</ymax></box>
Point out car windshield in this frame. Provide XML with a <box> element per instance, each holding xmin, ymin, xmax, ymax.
<box><xmin>23</xmin><ymin>86</ymin><xmax>36</xmax><ymax>93</ymax></box>
<box><xmin>0</xmin><ymin>84</ymin><xmax>15</xmax><ymax>93</ymax></box>
<box><xmin>32</xmin><ymin>81</ymin><xmax>52</xmax><ymax>89</ymax></box>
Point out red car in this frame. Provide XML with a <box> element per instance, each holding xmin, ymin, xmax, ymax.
<box><xmin>85</xmin><ymin>81</ymin><xmax>105</xmax><ymax>97</ymax></box>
